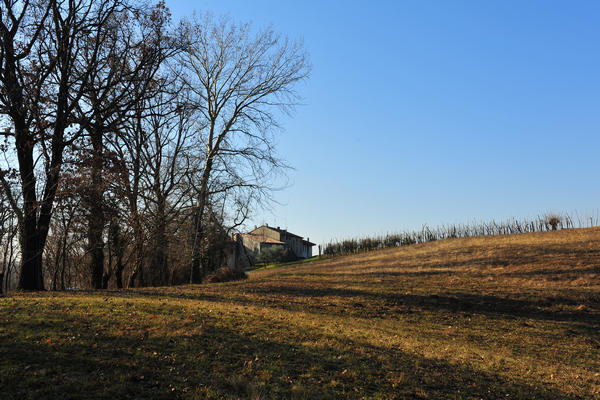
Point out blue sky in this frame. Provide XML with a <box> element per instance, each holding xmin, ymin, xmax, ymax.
<box><xmin>168</xmin><ymin>0</ymin><xmax>600</xmax><ymax>246</ymax></box>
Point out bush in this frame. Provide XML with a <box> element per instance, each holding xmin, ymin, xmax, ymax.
<box><xmin>204</xmin><ymin>267</ymin><xmax>248</xmax><ymax>283</ymax></box>
<box><xmin>545</xmin><ymin>214</ymin><xmax>562</xmax><ymax>231</ymax></box>
<box><xmin>257</xmin><ymin>245</ymin><xmax>284</xmax><ymax>263</ymax></box>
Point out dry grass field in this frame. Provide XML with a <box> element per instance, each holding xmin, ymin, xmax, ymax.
<box><xmin>1</xmin><ymin>227</ymin><xmax>599</xmax><ymax>399</ymax></box>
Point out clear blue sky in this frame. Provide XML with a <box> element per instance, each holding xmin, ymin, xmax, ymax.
<box><xmin>167</xmin><ymin>0</ymin><xmax>600</xmax><ymax>247</ymax></box>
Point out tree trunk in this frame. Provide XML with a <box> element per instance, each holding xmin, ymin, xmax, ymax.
<box><xmin>88</xmin><ymin>128</ymin><xmax>105</xmax><ymax>289</ymax></box>
<box><xmin>52</xmin><ymin>243</ymin><xmax>61</xmax><ymax>291</ymax></box>
<box><xmin>150</xmin><ymin>219</ymin><xmax>168</xmax><ymax>286</ymax></box>
<box><xmin>15</xmin><ymin>108</ymin><xmax>65</xmax><ymax>291</ymax></box>
<box><xmin>190</xmin><ymin>161</ymin><xmax>212</xmax><ymax>284</ymax></box>
<box><xmin>115</xmin><ymin>262</ymin><xmax>125</xmax><ymax>289</ymax></box>
<box><xmin>16</xmin><ymin>132</ymin><xmax>45</xmax><ymax>290</ymax></box>
<box><xmin>89</xmin><ymin>213</ymin><xmax>104</xmax><ymax>288</ymax></box>
<box><xmin>60</xmin><ymin>227</ymin><xmax>67</xmax><ymax>290</ymax></box>
<box><xmin>128</xmin><ymin>228</ymin><xmax>145</xmax><ymax>288</ymax></box>
<box><xmin>1</xmin><ymin>27</ymin><xmax>43</xmax><ymax>291</ymax></box>
<box><xmin>190</xmin><ymin>210</ymin><xmax>203</xmax><ymax>283</ymax></box>
<box><xmin>19</xmin><ymin>213</ymin><xmax>45</xmax><ymax>290</ymax></box>
<box><xmin>149</xmin><ymin>200</ymin><xmax>168</xmax><ymax>286</ymax></box>
<box><xmin>2</xmin><ymin>22</ymin><xmax>66</xmax><ymax>291</ymax></box>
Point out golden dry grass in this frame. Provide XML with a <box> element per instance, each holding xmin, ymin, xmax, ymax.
<box><xmin>1</xmin><ymin>227</ymin><xmax>599</xmax><ymax>399</ymax></box>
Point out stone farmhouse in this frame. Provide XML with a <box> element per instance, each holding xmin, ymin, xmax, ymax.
<box><xmin>239</xmin><ymin>225</ymin><xmax>315</xmax><ymax>262</ymax></box>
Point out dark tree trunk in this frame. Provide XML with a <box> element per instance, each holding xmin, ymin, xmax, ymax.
<box><xmin>128</xmin><ymin>228</ymin><xmax>145</xmax><ymax>288</ymax></box>
<box><xmin>52</xmin><ymin>243</ymin><xmax>61</xmax><ymax>291</ymax></box>
<box><xmin>16</xmin><ymin>129</ymin><xmax>46</xmax><ymax>291</ymax></box>
<box><xmin>1</xmin><ymin>10</ymin><xmax>59</xmax><ymax>291</ymax></box>
<box><xmin>101</xmin><ymin>271</ymin><xmax>110</xmax><ymax>289</ymax></box>
<box><xmin>128</xmin><ymin>267</ymin><xmax>140</xmax><ymax>288</ymax></box>
<box><xmin>0</xmin><ymin>24</ymin><xmax>43</xmax><ymax>291</ymax></box>
<box><xmin>106</xmin><ymin>219</ymin><xmax>124</xmax><ymax>289</ymax></box>
<box><xmin>19</xmin><ymin>216</ymin><xmax>45</xmax><ymax>290</ymax></box>
<box><xmin>88</xmin><ymin>128</ymin><xmax>105</xmax><ymax>289</ymax></box>
<box><xmin>190</xmin><ymin>211</ymin><xmax>203</xmax><ymax>284</ymax></box>
<box><xmin>115</xmin><ymin>263</ymin><xmax>125</xmax><ymax>289</ymax></box>
<box><xmin>127</xmin><ymin>271</ymin><xmax>136</xmax><ymax>288</ymax></box>
<box><xmin>150</xmin><ymin>219</ymin><xmax>168</xmax><ymax>286</ymax></box>
<box><xmin>60</xmin><ymin>230</ymin><xmax>67</xmax><ymax>291</ymax></box>
<box><xmin>89</xmin><ymin>213</ymin><xmax>104</xmax><ymax>289</ymax></box>
<box><xmin>10</xmin><ymin>59</ymin><xmax>64</xmax><ymax>292</ymax></box>
<box><xmin>190</xmin><ymin>163</ymin><xmax>212</xmax><ymax>284</ymax></box>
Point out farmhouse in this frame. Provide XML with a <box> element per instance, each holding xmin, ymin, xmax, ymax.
<box><xmin>240</xmin><ymin>225</ymin><xmax>315</xmax><ymax>261</ymax></box>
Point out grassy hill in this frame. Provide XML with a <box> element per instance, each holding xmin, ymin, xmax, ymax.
<box><xmin>1</xmin><ymin>228</ymin><xmax>599</xmax><ymax>399</ymax></box>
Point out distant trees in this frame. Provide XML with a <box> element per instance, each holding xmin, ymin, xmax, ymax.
<box><xmin>0</xmin><ymin>2</ymin><xmax>309</xmax><ymax>290</ymax></box>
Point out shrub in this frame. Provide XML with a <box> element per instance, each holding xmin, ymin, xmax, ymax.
<box><xmin>545</xmin><ymin>214</ymin><xmax>562</xmax><ymax>231</ymax></box>
<box><xmin>257</xmin><ymin>245</ymin><xmax>284</xmax><ymax>263</ymax></box>
<box><xmin>204</xmin><ymin>266</ymin><xmax>248</xmax><ymax>283</ymax></box>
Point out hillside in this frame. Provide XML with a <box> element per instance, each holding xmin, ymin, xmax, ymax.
<box><xmin>1</xmin><ymin>228</ymin><xmax>599</xmax><ymax>399</ymax></box>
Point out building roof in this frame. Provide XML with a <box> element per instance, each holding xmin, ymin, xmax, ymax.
<box><xmin>241</xmin><ymin>233</ymin><xmax>285</xmax><ymax>245</ymax></box>
<box><xmin>250</xmin><ymin>225</ymin><xmax>316</xmax><ymax>246</ymax></box>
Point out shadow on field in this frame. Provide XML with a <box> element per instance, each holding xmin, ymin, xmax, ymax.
<box><xmin>0</xmin><ymin>307</ymin><xmax>586</xmax><ymax>400</ymax></box>
<box><xmin>132</xmin><ymin>283</ymin><xmax>600</xmax><ymax>327</ymax></box>
<box><xmin>302</xmin><ymin>264</ymin><xmax>600</xmax><ymax>279</ymax></box>
<box><xmin>253</xmin><ymin>285</ymin><xmax>599</xmax><ymax>322</ymax></box>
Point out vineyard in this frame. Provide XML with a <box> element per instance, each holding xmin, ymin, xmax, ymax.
<box><xmin>324</xmin><ymin>211</ymin><xmax>600</xmax><ymax>255</ymax></box>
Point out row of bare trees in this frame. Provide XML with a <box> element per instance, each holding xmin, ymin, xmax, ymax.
<box><xmin>0</xmin><ymin>0</ymin><xmax>309</xmax><ymax>290</ymax></box>
<box><xmin>323</xmin><ymin>212</ymin><xmax>597</xmax><ymax>256</ymax></box>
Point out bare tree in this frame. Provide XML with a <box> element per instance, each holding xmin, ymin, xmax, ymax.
<box><xmin>0</xmin><ymin>186</ymin><xmax>18</xmax><ymax>294</ymax></box>
<box><xmin>138</xmin><ymin>88</ymin><xmax>196</xmax><ymax>286</ymax></box>
<box><xmin>44</xmin><ymin>164</ymin><xmax>84</xmax><ymax>291</ymax></box>
<box><xmin>108</xmin><ymin>73</ymin><xmax>187</xmax><ymax>288</ymax></box>
<box><xmin>179</xmin><ymin>15</ymin><xmax>310</xmax><ymax>282</ymax></box>
<box><xmin>1</xmin><ymin>4</ymin><xmax>309</xmax><ymax>291</ymax></box>
<box><xmin>74</xmin><ymin>1</ymin><xmax>173</xmax><ymax>289</ymax></box>
<box><xmin>0</xmin><ymin>0</ymin><xmax>137</xmax><ymax>290</ymax></box>
<box><xmin>0</xmin><ymin>0</ymin><xmax>176</xmax><ymax>290</ymax></box>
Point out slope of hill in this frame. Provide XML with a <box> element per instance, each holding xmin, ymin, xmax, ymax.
<box><xmin>1</xmin><ymin>228</ymin><xmax>599</xmax><ymax>399</ymax></box>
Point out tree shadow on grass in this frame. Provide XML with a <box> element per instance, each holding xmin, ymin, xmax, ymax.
<box><xmin>0</xmin><ymin>308</ymin><xmax>589</xmax><ymax>400</ymax></box>
<box><xmin>300</xmin><ymin>264</ymin><xmax>600</xmax><ymax>279</ymax></box>
<box><xmin>129</xmin><ymin>283</ymin><xmax>600</xmax><ymax>329</ymax></box>
<box><xmin>247</xmin><ymin>284</ymin><xmax>600</xmax><ymax>324</ymax></box>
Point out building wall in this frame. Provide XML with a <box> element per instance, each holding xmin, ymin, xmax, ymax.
<box><xmin>281</xmin><ymin>234</ymin><xmax>302</xmax><ymax>257</ymax></box>
<box><xmin>251</xmin><ymin>226</ymin><xmax>280</xmax><ymax>241</ymax></box>
<box><xmin>242</xmin><ymin>236</ymin><xmax>261</xmax><ymax>255</ymax></box>
<box><xmin>248</xmin><ymin>226</ymin><xmax>314</xmax><ymax>259</ymax></box>
<box><xmin>303</xmin><ymin>243</ymin><xmax>312</xmax><ymax>258</ymax></box>
<box><xmin>224</xmin><ymin>235</ymin><xmax>255</xmax><ymax>269</ymax></box>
